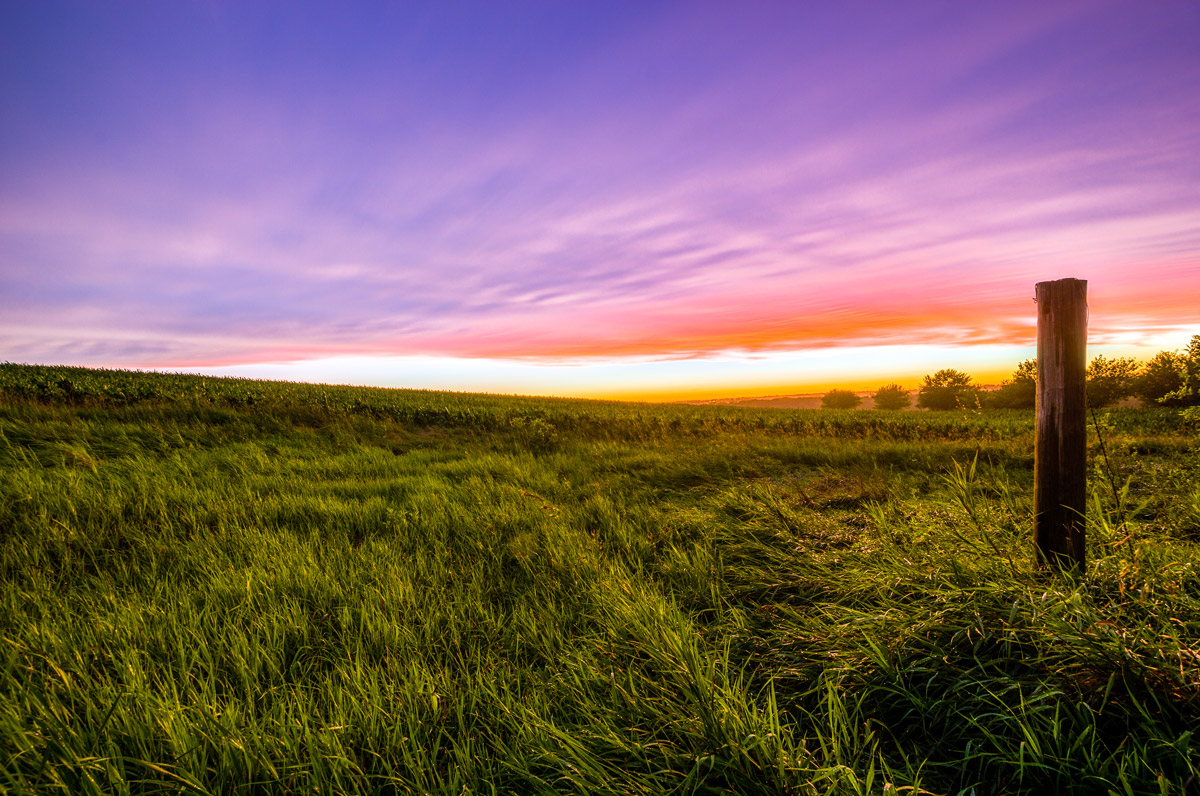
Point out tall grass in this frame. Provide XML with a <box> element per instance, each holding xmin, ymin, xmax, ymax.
<box><xmin>1</xmin><ymin>364</ymin><xmax>1197</xmax><ymax>794</ymax></box>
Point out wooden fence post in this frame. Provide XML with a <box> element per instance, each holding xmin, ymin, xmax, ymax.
<box><xmin>1034</xmin><ymin>278</ymin><xmax>1088</xmax><ymax>573</ymax></box>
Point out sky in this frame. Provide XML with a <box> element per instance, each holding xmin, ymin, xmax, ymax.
<box><xmin>2</xmin><ymin>1</ymin><xmax>1198</xmax><ymax>401</ymax></box>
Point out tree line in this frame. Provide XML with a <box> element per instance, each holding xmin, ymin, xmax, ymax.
<box><xmin>821</xmin><ymin>334</ymin><xmax>1200</xmax><ymax>411</ymax></box>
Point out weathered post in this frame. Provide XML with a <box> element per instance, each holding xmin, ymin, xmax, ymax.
<box><xmin>1034</xmin><ymin>278</ymin><xmax>1088</xmax><ymax>573</ymax></box>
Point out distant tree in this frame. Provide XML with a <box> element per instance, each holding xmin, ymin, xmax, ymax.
<box><xmin>1160</xmin><ymin>334</ymin><xmax>1200</xmax><ymax>407</ymax></box>
<box><xmin>1086</xmin><ymin>355</ymin><xmax>1140</xmax><ymax>408</ymax></box>
<box><xmin>872</xmin><ymin>383</ymin><xmax>911</xmax><ymax>411</ymax></box>
<box><xmin>1135</xmin><ymin>351</ymin><xmax>1185</xmax><ymax>407</ymax></box>
<box><xmin>821</xmin><ymin>389</ymin><xmax>862</xmax><ymax>410</ymax></box>
<box><xmin>917</xmin><ymin>369</ymin><xmax>979</xmax><ymax>411</ymax></box>
<box><xmin>987</xmin><ymin>359</ymin><xmax>1037</xmax><ymax>409</ymax></box>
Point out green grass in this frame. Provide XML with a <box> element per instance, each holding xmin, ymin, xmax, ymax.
<box><xmin>1</xmin><ymin>363</ymin><xmax>1197</xmax><ymax>794</ymax></box>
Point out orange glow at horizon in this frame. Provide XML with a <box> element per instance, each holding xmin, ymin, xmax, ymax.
<box><xmin>102</xmin><ymin>257</ymin><xmax>1196</xmax><ymax>377</ymax></box>
<box><xmin>161</xmin><ymin>324</ymin><xmax>1198</xmax><ymax>405</ymax></box>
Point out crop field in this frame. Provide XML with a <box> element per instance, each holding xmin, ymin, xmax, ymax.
<box><xmin>1</xmin><ymin>363</ymin><xmax>1198</xmax><ymax>795</ymax></box>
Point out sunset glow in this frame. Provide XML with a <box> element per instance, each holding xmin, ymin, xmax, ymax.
<box><xmin>2</xmin><ymin>2</ymin><xmax>1198</xmax><ymax>400</ymax></box>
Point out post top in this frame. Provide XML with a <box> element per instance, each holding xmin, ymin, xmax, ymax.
<box><xmin>1035</xmin><ymin>278</ymin><xmax>1088</xmax><ymax>302</ymax></box>
<box><xmin>1035</xmin><ymin>277</ymin><xmax>1087</xmax><ymax>287</ymax></box>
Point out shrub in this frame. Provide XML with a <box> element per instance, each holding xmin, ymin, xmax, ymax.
<box><xmin>917</xmin><ymin>369</ymin><xmax>979</xmax><ymax>411</ymax></box>
<box><xmin>821</xmin><ymin>389</ymin><xmax>861</xmax><ymax>410</ymax></box>
<box><xmin>1086</xmin><ymin>355</ymin><xmax>1140</xmax><ymax>408</ymax></box>
<box><xmin>987</xmin><ymin>360</ymin><xmax>1036</xmax><ymax>410</ymax></box>
<box><xmin>1135</xmin><ymin>351</ymin><xmax>1185</xmax><ymax>407</ymax></box>
<box><xmin>872</xmin><ymin>383</ymin><xmax>911</xmax><ymax>411</ymax></box>
<box><xmin>1159</xmin><ymin>334</ymin><xmax>1200</xmax><ymax>407</ymax></box>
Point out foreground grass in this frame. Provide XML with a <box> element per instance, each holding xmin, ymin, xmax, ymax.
<box><xmin>1</xmin><ymin>364</ymin><xmax>1197</xmax><ymax>794</ymax></box>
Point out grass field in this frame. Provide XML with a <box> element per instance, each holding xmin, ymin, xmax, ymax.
<box><xmin>1</xmin><ymin>363</ymin><xmax>1198</xmax><ymax>795</ymax></box>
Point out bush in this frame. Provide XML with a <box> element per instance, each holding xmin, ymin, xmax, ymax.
<box><xmin>1086</xmin><ymin>355</ymin><xmax>1139</xmax><ymax>408</ymax></box>
<box><xmin>821</xmin><ymin>389</ymin><xmax>861</xmax><ymax>410</ymax></box>
<box><xmin>987</xmin><ymin>360</ymin><xmax>1036</xmax><ymax>410</ymax></box>
<box><xmin>917</xmin><ymin>369</ymin><xmax>979</xmax><ymax>411</ymax></box>
<box><xmin>1159</xmin><ymin>334</ymin><xmax>1200</xmax><ymax>407</ymax></box>
<box><xmin>1135</xmin><ymin>351</ymin><xmax>1185</xmax><ymax>407</ymax></box>
<box><xmin>872</xmin><ymin>383</ymin><xmax>911</xmax><ymax>411</ymax></box>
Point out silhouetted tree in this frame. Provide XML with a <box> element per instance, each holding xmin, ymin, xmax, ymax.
<box><xmin>1161</xmin><ymin>334</ymin><xmax>1200</xmax><ymax>407</ymax></box>
<box><xmin>987</xmin><ymin>359</ymin><xmax>1036</xmax><ymax>409</ymax></box>
<box><xmin>1086</xmin><ymin>355</ymin><xmax>1140</xmax><ymax>408</ymax></box>
<box><xmin>872</xmin><ymin>383</ymin><xmax>911</xmax><ymax>411</ymax></box>
<box><xmin>917</xmin><ymin>369</ymin><xmax>979</xmax><ymax>411</ymax></box>
<box><xmin>821</xmin><ymin>389</ymin><xmax>861</xmax><ymax>410</ymax></box>
<box><xmin>1135</xmin><ymin>351</ymin><xmax>1185</xmax><ymax>407</ymax></box>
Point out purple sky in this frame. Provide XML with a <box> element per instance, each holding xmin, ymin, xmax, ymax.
<box><xmin>2</xmin><ymin>1</ymin><xmax>1198</xmax><ymax>398</ymax></box>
